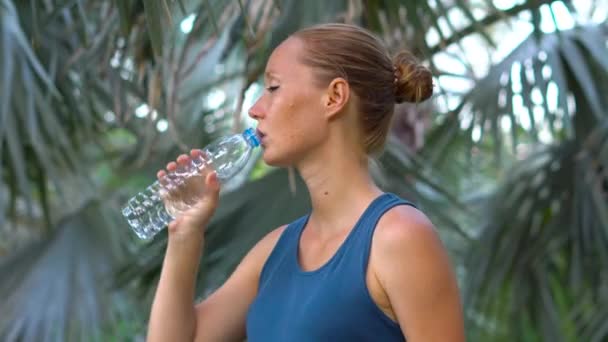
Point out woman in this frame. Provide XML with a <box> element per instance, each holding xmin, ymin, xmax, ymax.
<box><xmin>148</xmin><ymin>23</ymin><xmax>465</xmax><ymax>341</ymax></box>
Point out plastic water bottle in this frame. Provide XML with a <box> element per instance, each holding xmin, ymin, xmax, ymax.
<box><xmin>122</xmin><ymin>127</ymin><xmax>261</xmax><ymax>239</ymax></box>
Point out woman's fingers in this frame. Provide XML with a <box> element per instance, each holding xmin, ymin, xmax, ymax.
<box><xmin>206</xmin><ymin>171</ymin><xmax>219</xmax><ymax>191</ymax></box>
<box><xmin>176</xmin><ymin>154</ymin><xmax>190</xmax><ymax>164</ymax></box>
<box><xmin>166</xmin><ymin>161</ymin><xmax>177</xmax><ymax>171</ymax></box>
<box><xmin>190</xmin><ymin>149</ymin><xmax>203</xmax><ymax>158</ymax></box>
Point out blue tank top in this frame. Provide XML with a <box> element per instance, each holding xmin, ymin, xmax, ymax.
<box><xmin>246</xmin><ymin>193</ymin><xmax>414</xmax><ymax>341</ymax></box>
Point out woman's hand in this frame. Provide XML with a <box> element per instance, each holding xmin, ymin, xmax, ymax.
<box><xmin>157</xmin><ymin>149</ymin><xmax>220</xmax><ymax>240</ymax></box>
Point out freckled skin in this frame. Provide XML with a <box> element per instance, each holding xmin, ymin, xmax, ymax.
<box><xmin>248</xmin><ymin>38</ymin><xmax>330</xmax><ymax>167</ymax></box>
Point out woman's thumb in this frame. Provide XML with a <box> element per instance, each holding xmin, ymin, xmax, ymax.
<box><xmin>206</xmin><ymin>171</ymin><xmax>220</xmax><ymax>194</ymax></box>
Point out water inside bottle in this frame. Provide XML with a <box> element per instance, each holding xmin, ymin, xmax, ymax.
<box><xmin>161</xmin><ymin>167</ymin><xmax>211</xmax><ymax>218</ymax></box>
<box><xmin>122</xmin><ymin>183</ymin><xmax>172</xmax><ymax>239</ymax></box>
<box><xmin>122</xmin><ymin>129</ymin><xmax>257</xmax><ymax>239</ymax></box>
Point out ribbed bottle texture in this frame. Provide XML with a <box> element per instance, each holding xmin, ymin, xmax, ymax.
<box><xmin>122</xmin><ymin>128</ymin><xmax>260</xmax><ymax>239</ymax></box>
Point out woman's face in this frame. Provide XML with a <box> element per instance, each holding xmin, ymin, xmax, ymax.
<box><xmin>248</xmin><ymin>37</ymin><xmax>330</xmax><ymax>167</ymax></box>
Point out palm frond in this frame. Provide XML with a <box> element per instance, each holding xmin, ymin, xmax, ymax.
<box><xmin>0</xmin><ymin>200</ymin><xmax>134</xmax><ymax>342</ymax></box>
<box><xmin>465</xmin><ymin>119</ymin><xmax>608</xmax><ymax>341</ymax></box>
<box><xmin>2</xmin><ymin>1</ymin><xmax>607</xmax><ymax>341</ymax></box>
<box><xmin>1</xmin><ymin>0</ymin><xmax>149</xmax><ymax>228</ymax></box>
<box><xmin>425</xmin><ymin>24</ymin><xmax>608</xmax><ymax>165</ymax></box>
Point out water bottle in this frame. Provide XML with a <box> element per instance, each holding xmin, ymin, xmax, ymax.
<box><xmin>122</xmin><ymin>127</ymin><xmax>261</xmax><ymax>240</ymax></box>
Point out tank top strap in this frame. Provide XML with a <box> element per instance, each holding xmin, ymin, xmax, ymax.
<box><xmin>258</xmin><ymin>214</ymin><xmax>309</xmax><ymax>287</ymax></box>
<box><xmin>345</xmin><ymin>193</ymin><xmax>416</xmax><ymax>275</ymax></box>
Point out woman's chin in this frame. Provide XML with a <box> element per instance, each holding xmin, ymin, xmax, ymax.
<box><xmin>262</xmin><ymin>150</ymin><xmax>293</xmax><ymax>168</ymax></box>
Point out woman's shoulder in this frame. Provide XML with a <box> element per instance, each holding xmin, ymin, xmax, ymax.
<box><xmin>372</xmin><ymin>203</ymin><xmax>441</xmax><ymax>261</ymax></box>
<box><xmin>369</xmin><ymin>202</ymin><xmax>455</xmax><ymax>296</ymax></box>
<box><xmin>368</xmin><ymin>199</ymin><xmax>464</xmax><ymax>340</ymax></box>
<box><xmin>251</xmin><ymin>224</ymin><xmax>289</xmax><ymax>259</ymax></box>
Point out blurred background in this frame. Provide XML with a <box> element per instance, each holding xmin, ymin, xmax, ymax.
<box><xmin>1</xmin><ymin>0</ymin><xmax>607</xmax><ymax>341</ymax></box>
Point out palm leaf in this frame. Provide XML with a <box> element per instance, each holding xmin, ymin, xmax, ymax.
<box><xmin>2</xmin><ymin>1</ymin><xmax>606</xmax><ymax>341</ymax></box>
<box><xmin>425</xmin><ymin>24</ymin><xmax>608</xmax><ymax>165</ymax></box>
<box><xmin>0</xmin><ymin>200</ymin><xmax>133</xmax><ymax>342</ymax></box>
<box><xmin>142</xmin><ymin>0</ymin><xmax>170</xmax><ymax>59</ymax></box>
<box><xmin>465</xmin><ymin>120</ymin><xmax>608</xmax><ymax>340</ymax></box>
<box><xmin>0</xmin><ymin>0</ymin><xmax>154</xmax><ymax>229</ymax></box>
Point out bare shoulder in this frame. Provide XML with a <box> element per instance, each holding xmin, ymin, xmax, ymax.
<box><xmin>247</xmin><ymin>224</ymin><xmax>288</xmax><ymax>268</ymax></box>
<box><xmin>373</xmin><ymin>204</ymin><xmax>439</xmax><ymax>252</ymax></box>
<box><xmin>256</xmin><ymin>224</ymin><xmax>288</xmax><ymax>250</ymax></box>
<box><xmin>371</xmin><ymin>204</ymin><xmax>452</xmax><ymax>283</ymax></box>
<box><xmin>370</xmin><ymin>204</ymin><xmax>465</xmax><ymax>341</ymax></box>
<box><xmin>370</xmin><ymin>203</ymin><xmax>456</xmax><ymax>310</ymax></box>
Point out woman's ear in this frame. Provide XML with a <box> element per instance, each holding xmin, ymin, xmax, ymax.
<box><xmin>322</xmin><ymin>77</ymin><xmax>350</xmax><ymax>120</ymax></box>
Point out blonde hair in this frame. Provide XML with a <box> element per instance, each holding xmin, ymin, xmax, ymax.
<box><xmin>292</xmin><ymin>23</ymin><xmax>433</xmax><ymax>154</ymax></box>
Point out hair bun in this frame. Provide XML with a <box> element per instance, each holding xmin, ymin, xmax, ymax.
<box><xmin>393</xmin><ymin>51</ymin><xmax>433</xmax><ymax>104</ymax></box>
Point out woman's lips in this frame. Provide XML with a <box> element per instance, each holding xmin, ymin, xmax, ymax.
<box><xmin>256</xmin><ymin>129</ymin><xmax>266</xmax><ymax>146</ymax></box>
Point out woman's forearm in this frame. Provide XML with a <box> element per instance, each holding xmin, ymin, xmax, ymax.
<box><xmin>147</xmin><ymin>233</ymin><xmax>205</xmax><ymax>342</ymax></box>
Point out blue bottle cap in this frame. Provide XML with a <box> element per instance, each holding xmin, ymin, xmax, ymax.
<box><xmin>243</xmin><ymin>127</ymin><xmax>261</xmax><ymax>147</ymax></box>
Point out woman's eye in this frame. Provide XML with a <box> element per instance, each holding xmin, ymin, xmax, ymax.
<box><xmin>266</xmin><ymin>85</ymin><xmax>279</xmax><ymax>93</ymax></box>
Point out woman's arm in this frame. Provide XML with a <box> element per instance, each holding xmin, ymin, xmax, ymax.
<box><xmin>146</xmin><ymin>165</ymin><xmax>220</xmax><ymax>342</ymax></box>
<box><xmin>146</xmin><ymin>151</ymin><xmax>285</xmax><ymax>342</ymax></box>
<box><xmin>147</xmin><ymin>219</ymin><xmax>286</xmax><ymax>342</ymax></box>
<box><xmin>147</xmin><ymin>229</ymin><xmax>206</xmax><ymax>341</ymax></box>
<box><xmin>374</xmin><ymin>206</ymin><xmax>465</xmax><ymax>342</ymax></box>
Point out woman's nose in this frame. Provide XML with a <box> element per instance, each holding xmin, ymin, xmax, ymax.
<box><xmin>248</xmin><ymin>108</ymin><xmax>260</xmax><ymax>120</ymax></box>
<box><xmin>248</xmin><ymin>99</ymin><xmax>264</xmax><ymax>120</ymax></box>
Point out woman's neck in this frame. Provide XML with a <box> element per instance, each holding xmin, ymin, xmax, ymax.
<box><xmin>296</xmin><ymin>140</ymin><xmax>383</xmax><ymax>237</ymax></box>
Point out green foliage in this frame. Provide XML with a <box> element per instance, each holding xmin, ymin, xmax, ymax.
<box><xmin>1</xmin><ymin>0</ymin><xmax>607</xmax><ymax>341</ymax></box>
